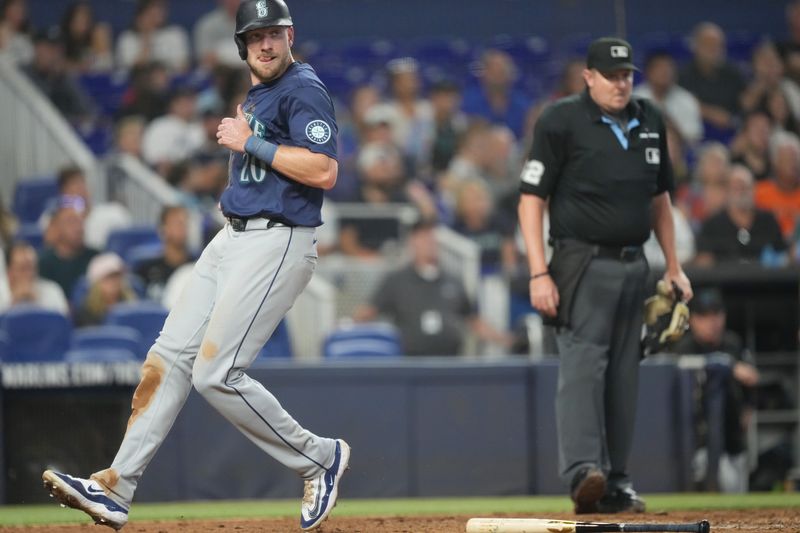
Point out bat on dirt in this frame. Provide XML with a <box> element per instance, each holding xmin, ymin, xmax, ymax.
<box><xmin>465</xmin><ymin>518</ymin><xmax>710</xmax><ymax>533</ymax></box>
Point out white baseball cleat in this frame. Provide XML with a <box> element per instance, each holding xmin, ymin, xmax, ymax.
<box><xmin>42</xmin><ymin>470</ymin><xmax>129</xmax><ymax>530</ymax></box>
<box><xmin>300</xmin><ymin>439</ymin><xmax>350</xmax><ymax>531</ymax></box>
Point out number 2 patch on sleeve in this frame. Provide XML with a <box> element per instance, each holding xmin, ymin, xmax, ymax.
<box><xmin>520</xmin><ymin>159</ymin><xmax>545</xmax><ymax>185</ymax></box>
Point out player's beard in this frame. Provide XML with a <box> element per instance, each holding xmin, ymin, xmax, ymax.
<box><xmin>248</xmin><ymin>51</ymin><xmax>294</xmax><ymax>84</ymax></box>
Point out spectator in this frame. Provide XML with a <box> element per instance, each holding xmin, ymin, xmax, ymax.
<box><xmin>482</xmin><ymin>125</ymin><xmax>520</xmax><ymax>200</ymax></box>
<box><xmin>47</xmin><ymin>166</ymin><xmax>132</xmax><ymax>250</ymax></box>
<box><xmin>331</xmin><ymin>84</ymin><xmax>382</xmax><ymax>201</ymax></box>
<box><xmin>23</xmin><ymin>27</ymin><xmax>96</xmax><ymax>124</ymax></box>
<box><xmin>429</xmin><ymin>79</ymin><xmax>467</xmax><ymax>173</ymax></box>
<box><xmin>134</xmin><ymin>205</ymin><xmax>192</xmax><ymax>301</ymax></box>
<box><xmin>59</xmin><ymin>0</ymin><xmax>113</xmax><ymax>73</ymax></box>
<box><xmin>369</xmin><ymin>58</ymin><xmax>434</xmax><ymax>172</ymax></box>
<box><xmin>0</xmin><ymin>241</ymin><xmax>68</xmax><ymax>315</ymax></box>
<box><xmin>730</xmin><ymin>111</ymin><xmax>773</xmax><ymax>181</ymax></box>
<box><xmin>445</xmin><ymin>122</ymin><xmax>491</xmax><ymax>183</ymax></box>
<box><xmin>694</xmin><ymin>164</ymin><xmax>786</xmax><ymax>266</ymax></box>
<box><xmin>74</xmin><ymin>252</ymin><xmax>136</xmax><ymax>327</ymax></box>
<box><xmin>104</xmin><ymin>115</ymin><xmax>146</xmax><ymax>204</ymax></box>
<box><xmin>141</xmin><ymin>87</ymin><xmax>205</xmax><ymax>174</ymax></box>
<box><xmin>0</xmin><ymin>192</ymin><xmax>17</xmax><ymax>249</ymax></box>
<box><xmin>526</xmin><ymin>58</ymin><xmax>586</xmax><ymax>136</ymax></box>
<box><xmin>193</xmin><ymin>0</ymin><xmax>240</xmax><ymax>69</ymax></box>
<box><xmin>676</xmin><ymin>142</ymin><xmax>731</xmax><ymax>229</ymax></box>
<box><xmin>117</xmin><ymin>61</ymin><xmax>170</xmax><ymax>121</ymax></box>
<box><xmin>462</xmin><ymin>49</ymin><xmax>532</xmax><ymax>139</ymax></box>
<box><xmin>741</xmin><ymin>40</ymin><xmax>800</xmax><ymax>122</ymax></box>
<box><xmin>779</xmin><ymin>0</ymin><xmax>800</xmax><ymax>86</ymax></box>
<box><xmin>754</xmin><ymin>130</ymin><xmax>800</xmax><ymax>238</ymax></box>
<box><xmin>670</xmin><ymin>288</ymin><xmax>758</xmax><ymax>493</ymax></box>
<box><xmin>116</xmin><ymin>0</ymin><xmax>190</xmax><ymax>74</ymax></box>
<box><xmin>451</xmin><ymin>178</ymin><xmax>517</xmax><ymax>275</ymax></box>
<box><xmin>761</xmin><ymin>85</ymin><xmax>800</xmax><ymax>135</ymax></box>
<box><xmin>634</xmin><ymin>50</ymin><xmax>703</xmax><ymax>145</ymax></box>
<box><xmin>643</xmin><ymin>201</ymin><xmax>696</xmax><ymax>268</ymax></box>
<box><xmin>353</xmin><ymin>219</ymin><xmax>512</xmax><ymax>356</ymax></box>
<box><xmin>0</xmin><ymin>0</ymin><xmax>33</xmax><ymax>65</ymax></box>
<box><xmin>679</xmin><ymin>22</ymin><xmax>746</xmax><ymax>139</ymax></box>
<box><xmin>38</xmin><ymin>199</ymin><xmax>98</xmax><ymax>298</ymax></box>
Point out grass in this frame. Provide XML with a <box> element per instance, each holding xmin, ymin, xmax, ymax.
<box><xmin>1</xmin><ymin>493</ymin><xmax>799</xmax><ymax>526</ymax></box>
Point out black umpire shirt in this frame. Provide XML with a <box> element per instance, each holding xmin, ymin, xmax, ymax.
<box><xmin>520</xmin><ymin>90</ymin><xmax>674</xmax><ymax>246</ymax></box>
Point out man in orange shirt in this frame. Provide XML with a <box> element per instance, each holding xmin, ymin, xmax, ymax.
<box><xmin>755</xmin><ymin>131</ymin><xmax>800</xmax><ymax>238</ymax></box>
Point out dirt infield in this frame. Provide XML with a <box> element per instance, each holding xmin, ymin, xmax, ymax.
<box><xmin>2</xmin><ymin>509</ymin><xmax>800</xmax><ymax>532</ymax></box>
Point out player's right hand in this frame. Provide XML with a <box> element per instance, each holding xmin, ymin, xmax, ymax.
<box><xmin>530</xmin><ymin>275</ymin><xmax>559</xmax><ymax>318</ymax></box>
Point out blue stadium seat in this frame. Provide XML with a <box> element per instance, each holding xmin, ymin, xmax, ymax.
<box><xmin>78</xmin><ymin>72</ymin><xmax>129</xmax><ymax>117</ymax></box>
<box><xmin>15</xmin><ymin>222</ymin><xmax>45</xmax><ymax>250</ymax></box>
<box><xmin>257</xmin><ymin>319</ymin><xmax>292</xmax><ymax>359</ymax></box>
<box><xmin>323</xmin><ymin>322</ymin><xmax>403</xmax><ymax>358</ymax></box>
<box><xmin>124</xmin><ymin>242</ymin><xmax>164</xmax><ymax>270</ymax></box>
<box><xmin>71</xmin><ymin>325</ymin><xmax>143</xmax><ymax>358</ymax></box>
<box><xmin>0</xmin><ymin>306</ymin><xmax>72</xmax><ymax>362</ymax></box>
<box><xmin>105</xmin><ymin>226</ymin><xmax>161</xmax><ymax>259</ymax></box>
<box><xmin>105</xmin><ymin>301</ymin><xmax>169</xmax><ymax>357</ymax></box>
<box><xmin>13</xmin><ymin>178</ymin><xmax>59</xmax><ymax>223</ymax></box>
<box><xmin>64</xmin><ymin>347</ymin><xmax>139</xmax><ymax>364</ymax></box>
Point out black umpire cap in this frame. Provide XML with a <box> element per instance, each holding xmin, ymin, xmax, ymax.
<box><xmin>586</xmin><ymin>37</ymin><xmax>639</xmax><ymax>73</ymax></box>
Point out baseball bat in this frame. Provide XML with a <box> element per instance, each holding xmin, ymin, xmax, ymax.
<box><xmin>465</xmin><ymin>518</ymin><xmax>710</xmax><ymax>533</ymax></box>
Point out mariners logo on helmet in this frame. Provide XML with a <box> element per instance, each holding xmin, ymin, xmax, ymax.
<box><xmin>256</xmin><ymin>0</ymin><xmax>268</xmax><ymax>17</ymax></box>
<box><xmin>306</xmin><ymin>120</ymin><xmax>331</xmax><ymax>144</ymax></box>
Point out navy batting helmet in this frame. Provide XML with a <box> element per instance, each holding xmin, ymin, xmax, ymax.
<box><xmin>234</xmin><ymin>0</ymin><xmax>293</xmax><ymax>60</ymax></box>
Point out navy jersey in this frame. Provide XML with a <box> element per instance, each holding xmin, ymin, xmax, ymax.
<box><xmin>220</xmin><ymin>62</ymin><xmax>337</xmax><ymax>227</ymax></box>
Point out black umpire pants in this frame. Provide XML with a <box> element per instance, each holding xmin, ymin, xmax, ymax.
<box><xmin>554</xmin><ymin>254</ymin><xmax>648</xmax><ymax>491</ymax></box>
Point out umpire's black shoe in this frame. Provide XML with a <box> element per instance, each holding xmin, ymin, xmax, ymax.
<box><xmin>570</xmin><ymin>466</ymin><xmax>606</xmax><ymax>514</ymax></box>
<box><xmin>597</xmin><ymin>487</ymin><xmax>647</xmax><ymax>513</ymax></box>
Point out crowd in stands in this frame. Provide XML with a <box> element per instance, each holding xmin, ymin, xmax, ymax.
<box><xmin>2</xmin><ymin>0</ymin><xmax>800</xmax><ymax>356</ymax></box>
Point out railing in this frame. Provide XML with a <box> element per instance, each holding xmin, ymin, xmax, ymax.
<box><xmin>0</xmin><ymin>56</ymin><xmax>98</xmax><ymax>205</ymax></box>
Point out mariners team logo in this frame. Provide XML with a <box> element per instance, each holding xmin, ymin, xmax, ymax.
<box><xmin>256</xmin><ymin>0</ymin><xmax>268</xmax><ymax>18</ymax></box>
<box><xmin>306</xmin><ymin>120</ymin><xmax>331</xmax><ymax>144</ymax></box>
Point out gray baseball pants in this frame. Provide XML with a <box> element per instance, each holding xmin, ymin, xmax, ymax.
<box><xmin>555</xmin><ymin>255</ymin><xmax>648</xmax><ymax>491</ymax></box>
<box><xmin>90</xmin><ymin>220</ymin><xmax>337</xmax><ymax>507</ymax></box>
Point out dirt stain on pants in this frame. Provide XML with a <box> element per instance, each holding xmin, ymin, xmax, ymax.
<box><xmin>126</xmin><ymin>352</ymin><xmax>166</xmax><ymax>431</ymax></box>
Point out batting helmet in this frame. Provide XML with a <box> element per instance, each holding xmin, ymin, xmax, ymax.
<box><xmin>234</xmin><ymin>0</ymin><xmax>293</xmax><ymax>60</ymax></box>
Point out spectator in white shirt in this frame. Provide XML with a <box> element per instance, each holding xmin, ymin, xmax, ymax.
<box><xmin>634</xmin><ymin>50</ymin><xmax>704</xmax><ymax>145</ymax></box>
<box><xmin>0</xmin><ymin>241</ymin><xmax>69</xmax><ymax>315</ymax></box>
<box><xmin>142</xmin><ymin>87</ymin><xmax>205</xmax><ymax>174</ymax></box>
<box><xmin>116</xmin><ymin>0</ymin><xmax>190</xmax><ymax>74</ymax></box>
<box><xmin>193</xmin><ymin>0</ymin><xmax>240</xmax><ymax>69</ymax></box>
<box><xmin>0</xmin><ymin>0</ymin><xmax>33</xmax><ymax>65</ymax></box>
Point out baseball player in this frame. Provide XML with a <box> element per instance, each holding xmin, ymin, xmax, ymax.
<box><xmin>42</xmin><ymin>1</ymin><xmax>349</xmax><ymax>530</ymax></box>
<box><xmin>518</xmin><ymin>37</ymin><xmax>692</xmax><ymax>513</ymax></box>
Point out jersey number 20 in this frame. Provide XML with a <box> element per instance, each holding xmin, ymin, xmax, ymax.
<box><xmin>240</xmin><ymin>153</ymin><xmax>267</xmax><ymax>183</ymax></box>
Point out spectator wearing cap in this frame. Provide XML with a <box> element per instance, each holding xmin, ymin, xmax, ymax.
<box><xmin>695</xmin><ymin>164</ymin><xmax>786</xmax><ymax>266</ymax></box>
<box><xmin>38</xmin><ymin>199</ymin><xmax>98</xmax><ymax>298</ymax></box>
<box><xmin>754</xmin><ymin>131</ymin><xmax>800</xmax><ymax>239</ymax></box>
<box><xmin>369</xmin><ymin>58</ymin><xmax>435</xmax><ymax>173</ymax></box>
<box><xmin>670</xmin><ymin>287</ymin><xmax>758</xmax><ymax>492</ymax></box>
<box><xmin>74</xmin><ymin>252</ymin><xmax>136</xmax><ymax>327</ymax></box>
<box><xmin>353</xmin><ymin>218</ymin><xmax>513</xmax><ymax>356</ymax></box>
<box><xmin>678</xmin><ymin>22</ymin><xmax>746</xmax><ymax>140</ymax></box>
<box><xmin>462</xmin><ymin>49</ymin><xmax>532</xmax><ymax>139</ymax></box>
<box><xmin>116</xmin><ymin>0</ymin><xmax>190</xmax><ymax>74</ymax></box>
<box><xmin>22</xmin><ymin>25</ymin><xmax>96</xmax><ymax>123</ymax></box>
<box><xmin>633</xmin><ymin>51</ymin><xmax>703</xmax><ymax>145</ymax></box>
<box><xmin>0</xmin><ymin>0</ymin><xmax>33</xmax><ymax>65</ymax></box>
<box><xmin>0</xmin><ymin>241</ymin><xmax>68</xmax><ymax>315</ymax></box>
<box><xmin>141</xmin><ymin>87</ymin><xmax>205</xmax><ymax>175</ymax></box>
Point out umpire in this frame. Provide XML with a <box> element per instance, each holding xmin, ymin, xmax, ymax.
<box><xmin>518</xmin><ymin>37</ymin><xmax>693</xmax><ymax>514</ymax></box>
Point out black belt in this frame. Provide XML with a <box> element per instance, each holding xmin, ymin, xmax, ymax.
<box><xmin>552</xmin><ymin>239</ymin><xmax>643</xmax><ymax>262</ymax></box>
<box><xmin>226</xmin><ymin>215</ymin><xmax>294</xmax><ymax>232</ymax></box>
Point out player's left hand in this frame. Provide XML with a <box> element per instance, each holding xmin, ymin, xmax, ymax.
<box><xmin>661</xmin><ymin>268</ymin><xmax>693</xmax><ymax>302</ymax></box>
<box><xmin>217</xmin><ymin>104</ymin><xmax>252</xmax><ymax>153</ymax></box>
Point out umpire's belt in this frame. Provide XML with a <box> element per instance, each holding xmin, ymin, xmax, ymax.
<box><xmin>552</xmin><ymin>239</ymin><xmax>643</xmax><ymax>262</ymax></box>
<box><xmin>227</xmin><ymin>215</ymin><xmax>295</xmax><ymax>232</ymax></box>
